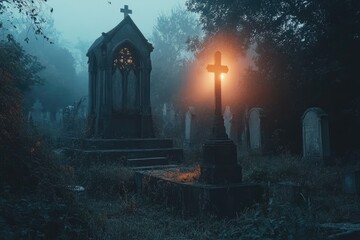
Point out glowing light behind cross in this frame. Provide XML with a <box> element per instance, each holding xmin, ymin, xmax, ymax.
<box><xmin>206</xmin><ymin>51</ymin><xmax>229</xmax><ymax>139</ymax></box>
<box><xmin>207</xmin><ymin>51</ymin><xmax>228</xmax><ymax>116</ymax></box>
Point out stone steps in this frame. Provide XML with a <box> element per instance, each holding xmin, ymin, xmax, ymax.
<box><xmin>69</xmin><ymin>147</ymin><xmax>183</xmax><ymax>163</ymax></box>
<box><xmin>126</xmin><ymin>157</ymin><xmax>168</xmax><ymax>167</ymax></box>
<box><xmin>78</xmin><ymin>138</ymin><xmax>174</xmax><ymax>150</ymax></box>
<box><xmin>65</xmin><ymin>138</ymin><xmax>183</xmax><ymax>167</ymax></box>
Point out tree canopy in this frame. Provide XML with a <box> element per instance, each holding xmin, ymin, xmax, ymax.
<box><xmin>186</xmin><ymin>0</ymin><xmax>360</xmax><ymax>152</ymax></box>
<box><xmin>0</xmin><ymin>0</ymin><xmax>53</xmax><ymax>42</ymax></box>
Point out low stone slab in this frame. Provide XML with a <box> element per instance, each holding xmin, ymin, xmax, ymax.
<box><xmin>135</xmin><ymin>168</ymin><xmax>264</xmax><ymax>217</ymax></box>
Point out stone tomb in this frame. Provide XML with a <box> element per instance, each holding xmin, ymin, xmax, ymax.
<box><xmin>135</xmin><ymin>51</ymin><xmax>264</xmax><ymax>217</ymax></box>
<box><xmin>65</xmin><ymin>6</ymin><xmax>183</xmax><ymax>168</ymax></box>
<box><xmin>302</xmin><ymin>107</ymin><xmax>330</xmax><ymax>162</ymax></box>
<box><xmin>87</xmin><ymin>9</ymin><xmax>153</xmax><ymax>138</ymax></box>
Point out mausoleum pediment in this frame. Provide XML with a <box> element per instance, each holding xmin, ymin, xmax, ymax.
<box><xmin>87</xmin><ymin>16</ymin><xmax>153</xmax><ymax>57</ymax></box>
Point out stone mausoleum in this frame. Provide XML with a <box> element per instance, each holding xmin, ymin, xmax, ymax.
<box><xmin>71</xmin><ymin>6</ymin><xmax>182</xmax><ymax>168</ymax></box>
<box><xmin>87</xmin><ymin>8</ymin><xmax>154</xmax><ymax>138</ymax></box>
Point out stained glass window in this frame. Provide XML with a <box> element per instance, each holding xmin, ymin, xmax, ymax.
<box><xmin>113</xmin><ymin>47</ymin><xmax>136</xmax><ymax>70</ymax></box>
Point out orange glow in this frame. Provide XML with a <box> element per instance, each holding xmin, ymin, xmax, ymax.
<box><xmin>221</xmin><ymin>73</ymin><xmax>225</xmax><ymax>80</ymax></box>
<box><xmin>163</xmin><ymin>165</ymin><xmax>200</xmax><ymax>183</ymax></box>
<box><xmin>180</xmin><ymin>32</ymin><xmax>250</xmax><ymax>112</ymax></box>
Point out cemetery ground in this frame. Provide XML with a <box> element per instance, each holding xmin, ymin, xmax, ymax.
<box><xmin>1</xmin><ymin>128</ymin><xmax>360</xmax><ymax>239</ymax></box>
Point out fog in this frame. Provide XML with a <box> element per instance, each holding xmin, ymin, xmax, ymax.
<box><xmin>50</xmin><ymin>0</ymin><xmax>185</xmax><ymax>44</ymax></box>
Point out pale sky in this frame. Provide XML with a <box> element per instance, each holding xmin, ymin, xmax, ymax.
<box><xmin>49</xmin><ymin>0</ymin><xmax>186</xmax><ymax>44</ymax></box>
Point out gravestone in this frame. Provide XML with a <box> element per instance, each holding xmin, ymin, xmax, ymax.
<box><xmin>43</xmin><ymin>111</ymin><xmax>51</xmax><ymax>125</ymax></box>
<box><xmin>249</xmin><ymin>108</ymin><xmax>266</xmax><ymax>153</ymax></box>
<box><xmin>238</xmin><ymin>106</ymin><xmax>250</xmax><ymax>152</ymax></box>
<box><xmin>30</xmin><ymin>99</ymin><xmax>44</xmax><ymax>124</ymax></box>
<box><xmin>185</xmin><ymin>107</ymin><xmax>195</xmax><ymax>144</ymax></box>
<box><xmin>343</xmin><ymin>170</ymin><xmax>360</xmax><ymax>194</ymax></box>
<box><xmin>56</xmin><ymin>109</ymin><xmax>63</xmax><ymax>128</ymax></box>
<box><xmin>162</xmin><ymin>103</ymin><xmax>167</xmax><ymax>117</ymax></box>
<box><xmin>223</xmin><ymin>106</ymin><xmax>232</xmax><ymax>137</ymax></box>
<box><xmin>302</xmin><ymin>108</ymin><xmax>330</xmax><ymax>161</ymax></box>
<box><xmin>160</xmin><ymin>103</ymin><xmax>176</xmax><ymax>137</ymax></box>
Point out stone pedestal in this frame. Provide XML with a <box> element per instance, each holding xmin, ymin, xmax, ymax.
<box><xmin>200</xmin><ymin>139</ymin><xmax>242</xmax><ymax>184</ymax></box>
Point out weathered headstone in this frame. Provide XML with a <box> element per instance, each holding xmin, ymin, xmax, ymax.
<box><xmin>185</xmin><ymin>107</ymin><xmax>195</xmax><ymax>144</ymax></box>
<box><xmin>343</xmin><ymin>170</ymin><xmax>360</xmax><ymax>194</ymax></box>
<box><xmin>238</xmin><ymin>106</ymin><xmax>250</xmax><ymax>152</ymax></box>
<box><xmin>43</xmin><ymin>111</ymin><xmax>51</xmax><ymax>125</ymax></box>
<box><xmin>162</xmin><ymin>103</ymin><xmax>167</xmax><ymax>117</ymax></box>
<box><xmin>302</xmin><ymin>108</ymin><xmax>330</xmax><ymax>161</ymax></box>
<box><xmin>30</xmin><ymin>99</ymin><xmax>44</xmax><ymax>124</ymax></box>
<box><xmin>223</xmin><ymin>106</ymin><xmax>232</xmax><ymax>137</ymax></box>
<box><xmin>249</xmin><ymin>108</ymin><xmax>266</xmax><ymax>153</ymax></box>
<box><xmin>56</xmin><ymin>109</ymin><xmax>63</xmax><ymax>128</ymax></box>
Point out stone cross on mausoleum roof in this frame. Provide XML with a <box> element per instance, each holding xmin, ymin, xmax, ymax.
<box><xmin>120</xmin><ymin>5</ymin><xmax>132</xmax><ymax>18</ymax></box>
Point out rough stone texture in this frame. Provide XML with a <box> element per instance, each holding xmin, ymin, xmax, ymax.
<box><xmin>135</xmin><ymin>170</ymin><xmax>264</xmax><ymax>217</ymax></box>
<box><xmin>343</xmin><ymin>170</ymin><xmax>360</xmax><ymax>194</ymax></box>
<box><xmin>200</xmin><ymin>140</ymin><xmax>242</xmax><ymax>184</ymax></box>
<box><xmin>302</xmin><ymin>107</ymin><xmax>330</xmax><ymax>162</ymax></box>
<box><xmin>87</xmin><ymin>16</ymin><xmax>154</xmax><ymax>138</ymax></box>
<box><xmin>249</xmin><ymin>108</ymin><xmax>266</xmax><ymax>153</ymax></box>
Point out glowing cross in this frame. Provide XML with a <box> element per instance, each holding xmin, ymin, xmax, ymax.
<box><xmin>120</xmin><ymin>5</ymin><xmax>132</xmax><ymax>18</ymax></box>
<box><xmin>207</xmin><ymin>51</ymin><xmax>229</xmax><ymax>139</ymax></box>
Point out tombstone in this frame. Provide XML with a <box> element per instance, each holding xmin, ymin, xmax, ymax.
<box><xmin>30</xmin><ymin>99</ymin><xmax>44</xmax><ymax>124</ymax></box>
<box><xmin>162</xmin><ymin>103</ymin><xmax>167</xmax><ymax>117</ymax></box>
<box><xmin>185</xmin><ymin>107</ymin><xmax>195</xmax><ymax>144</ymax></box>
<box><xmin>223</xmin><ymin>106</ymin><xmax>232</xmax><ymax>137</ymax></box>
<box><xmin>249</xmin><ymin>108</ymin><xmax>266</xmax><ymax>153</ymax></box>
<box><xmin>56</xmin><ymin>109</ymin><xmax>63</xmax><ymax>128</ymax></box>
<box><xmin>43</xmin><ymin>111</ymin><xmax>51</xmax><ymax>125</ymax></box>
<box><xmin>238</xmin><ymin>106</ymin><xmax>250</xmax><ymax>152</ymax></box>
<box><xmin>343</xmin><ymin>170</ymin><xmax>360</xmax><ymax>194</ymax></box>
<box><xmin>302</xmin><ymin>108</ymin><xmax>330</xmax><ymax>161</ymax></box>
<box><xmin>87</xmin><ymin>8</ymin><xmax>154</xmax><ymax>138</ymax></box>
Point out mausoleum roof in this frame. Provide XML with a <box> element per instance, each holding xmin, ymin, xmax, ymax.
<box><xmin>87</xmin><ymin>16</ymin><xmax>153</xmax><ymax>56</ymax></box>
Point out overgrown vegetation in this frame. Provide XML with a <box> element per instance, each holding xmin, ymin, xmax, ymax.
<box><xmin>54</xmin><ymin>152</ymin><xmax>359</xmax><ymax>239</ymax></box>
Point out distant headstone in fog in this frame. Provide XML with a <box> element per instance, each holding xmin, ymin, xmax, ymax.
<box><xmin>223</xmin><ymin>106</ymin><xmax>232</xmax><ymax>137</ymax></box>
<box><xmin>249</xmin><ymin>108</ymin><xmax>266</xmax><ymax>152</ymax></box>
<box><xmin>185</xmin><ymin>107</ymin><xmax>195</xmax><ymax>144</ymax></box>
<box><xmin>56</xmin><ymin>109</ymin><xmax>63</xmax><ymax>128</ymax></box>
<box><xmin>343</xmin><ymin>170</ymin><xmax>360</xmax><ymax>194</ymax></box>
<box><xmin>30</xmin><ymin>99</ymin><xmax>44</xmax><ymax>124</ymax></box>
<box><xmin>302</xmin><ymin>107</ymin><xmax>330</xmax><ymax>161</ymax></box>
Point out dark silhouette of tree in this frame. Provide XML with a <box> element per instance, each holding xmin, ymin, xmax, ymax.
<box><xmin>0</xmin><ymin>0</ymin><xmax>54</xmax><ymax>42</ymax></box>
<box><xmin>186</xmin><ymin>0</ymin><xmax>360</xmax><ymax>153</ymax></box>
<box><xmin>150</xmin><ymin>6</ymin><xmax>202</xmax><ymax>107</ymax></box>
<box><xmin>0</xmin><ymin>36</ymin><xmax>44</xmax><ymax>146</ymax></box>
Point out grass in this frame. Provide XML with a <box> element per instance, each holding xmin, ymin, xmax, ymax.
<box><xmin>41</xmin><ymin>147</ymin><xmax>360</xmax><ymax>239</ymax></box>
<box><xmin>2</xmin><ymin>119</ymin><xmax>355</xmax><ymax>239</ymax></box>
